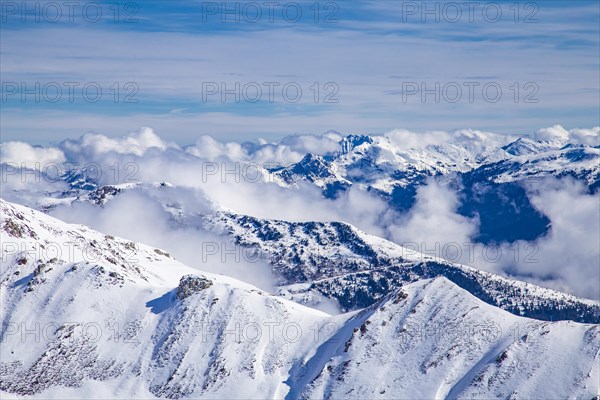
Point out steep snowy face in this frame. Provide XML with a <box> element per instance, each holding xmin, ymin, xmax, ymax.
<box><xmin>205</xmin><ymin>212</ymin><xmax>600</xmax><ymax>323</ymax></box>
<box><xmin>271</xmin><ymin>134</ymin><xmax>461</xmax><ymax>196</ymax></box>
<box><xmin>1</xmin><ymin>200</ymin><xmax>598</xmax><ymax>399</ymax></box>
<box><xmin>271</xmin><ymin>153</ymin><xmax>351</xmax><ymax>194</ymax></box>
<box><xmin>269</xmin><ymin>132</ymin><xmax>507</xmax><ymax>193</ymax></box>
<box><xmin>294</xmin><ymin>278</ymin><xmax>600</xmax><ymax>400</ymax></box>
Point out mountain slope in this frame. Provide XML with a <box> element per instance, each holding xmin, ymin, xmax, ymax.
<box><xmin>15</xmin><ymin>178</ymin><xmax>598</xmax><ymax>324</ymax></box>
<box><xmin>271</xmin><ymin>134</ymin><xmax>599</xmax><ymax>194</ymax></box>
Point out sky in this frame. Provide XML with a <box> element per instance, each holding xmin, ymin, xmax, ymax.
<box><xmin>1</xmin><ymin>0</ymin><xmax>599</xmax><ymax>144</ymax></box>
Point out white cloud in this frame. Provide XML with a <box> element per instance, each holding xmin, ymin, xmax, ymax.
<box><xmin>569</xmin><ymin>127</ymin><xmax>600</xmax><ymax>146</ymax></box>
<box><xmin>0</xmin><ymin>141</ymin><xmax>66</xmax><ymax>168</ymax></box>
<box><xmin>534</xmin><ymin>125</ymin><xmax>571</xmax><ymax>141</ymax></box>
<box><xmin>5</xmin><ymin>128</ymin><xmax>599</xmax><ymax>300</ymax></box>
<box><xmin>185</xmin><ymin>132</ymin><xmax>344</xmax><ymax>166</ymax></box>
<box><xmin>534</xmin><ymin>125</ymin><xmax>600</xmax><ymax>145</ymax></box>
<box><xmin>48</xmin><ymin>189</ymin><xmax>277</xmax><ymax>292</ymax></box>
<box><xmin>61</xmin><ymin>127</ymin><xmax>178</xmax><ymax>158</ymax></box>
<box><xmin>279</xmin><ymin>133</ymin><xmax>342</xmax><ymax>156</ymax></box>
<box><xmin>388</xmin><ymin>177</ymin><xmax>600</xmax><ymax>300</ymax></box>
<box><xmin>507</xmin><ymin>178</ymin><xmax>600</xmax><ymax>299</ymax></box>
<box><xmin>388</xmin><ymin>179</ymin><xmax>478</xmax><ymax>253</ymax></box>
<box><xmin>186</xmin><ymin>135</ymin><xmax>247</xmax><ymax>161</ymax></box>
<box><xmin>385</xmin><ymin>128</ymin><xmax>515</xmax><ymax>155</ymax></box>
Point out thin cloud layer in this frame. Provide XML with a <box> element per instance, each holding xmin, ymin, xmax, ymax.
<box><xmin>48</xmin><ymin>189</ymin><xmax>277</xmax><ymax>292</ymax></box>
<box><xmin>2</xmin><ymin>1</ymin><xmax>599</xmax><ymax>141</ymax></box>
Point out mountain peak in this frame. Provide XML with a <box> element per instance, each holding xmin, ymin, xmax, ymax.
<box><xmin>338</xmin><ymin>134</ymin><xmax>374</xmax><ymax>155</ymax></box>
<box><xmin>501</xmin><ymin>137</ymin><xmax>566</xmax><ymax>156</ymax></box>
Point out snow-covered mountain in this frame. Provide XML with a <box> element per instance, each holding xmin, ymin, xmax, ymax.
<box><xmin>7</xmin><ymin>169</ymin><xmax>598</xmax><ymax>323</ymax></box>
<box><xmin>467</xmin><ymin>142</ymin><xmax>600</xmax><ymax>188</ymax></box>
<box><xmin>295</xmin><ymin>277</ymin><xmax>599</xmax><ymax>400</ymax></box>
<box><xmin>0</xmin><ymin>199</ymin><xmax>330</xmax><ymax>398</ymax></box>
<box><xmin>1</xmin><ymin>199</ymin><xmax>599</xmax><ymax>399</ymax></box>
<box><xmin>271</xmin><ymin>133</ymin><xmax>598</xmax><ymax>191</ymax></box>
<box><xmin>1</xmin><ymin>130</ymin><xmax>599</xmax><ymax>397</ymax></box>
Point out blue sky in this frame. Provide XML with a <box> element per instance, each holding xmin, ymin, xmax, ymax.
<box><xmin>1</xmin><ymin>0</ymin><xmax>599</xmax><ymax>144</ymax></box>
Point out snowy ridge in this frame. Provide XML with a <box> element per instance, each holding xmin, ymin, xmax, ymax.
<box><xmin>14</xmin><ymin>173</ymin><xmax>599</xmax><ymax>323</ymax></box>
<box><xmin>470</xmin><ymin>143</ymin><xmax>600</xmax><ymax>187</ymax></box>
<box><xmin>205</xmin><ymin>212</ymin><xmax>600</xmax><ymax>323</ymax></box>
<box><xmin>297</xmin><ymin>278</ymin><xmax>599</xmax><ymax>399</ymax></box>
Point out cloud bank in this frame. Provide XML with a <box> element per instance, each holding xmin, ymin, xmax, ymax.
<box><xmin>1</xmin><ymin>126</ymin><xmax>598</xmax><ymax>299</ymax></box>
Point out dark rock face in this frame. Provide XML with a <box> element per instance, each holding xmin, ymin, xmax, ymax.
<box><xmin>176</xmin><ymin>275</ymin><xmax>213</xmax><ymax>300</ymax></box>
<box><xmin>84</xmin><ymin>186</ymin><xmax>122</xmax><ymax>205</ymax></box>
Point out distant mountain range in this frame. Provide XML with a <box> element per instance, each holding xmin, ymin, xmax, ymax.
<box><xmin>269</xmin><ymin>134</ymin><xmax>598</xmax><ymax>244</ymax></box>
